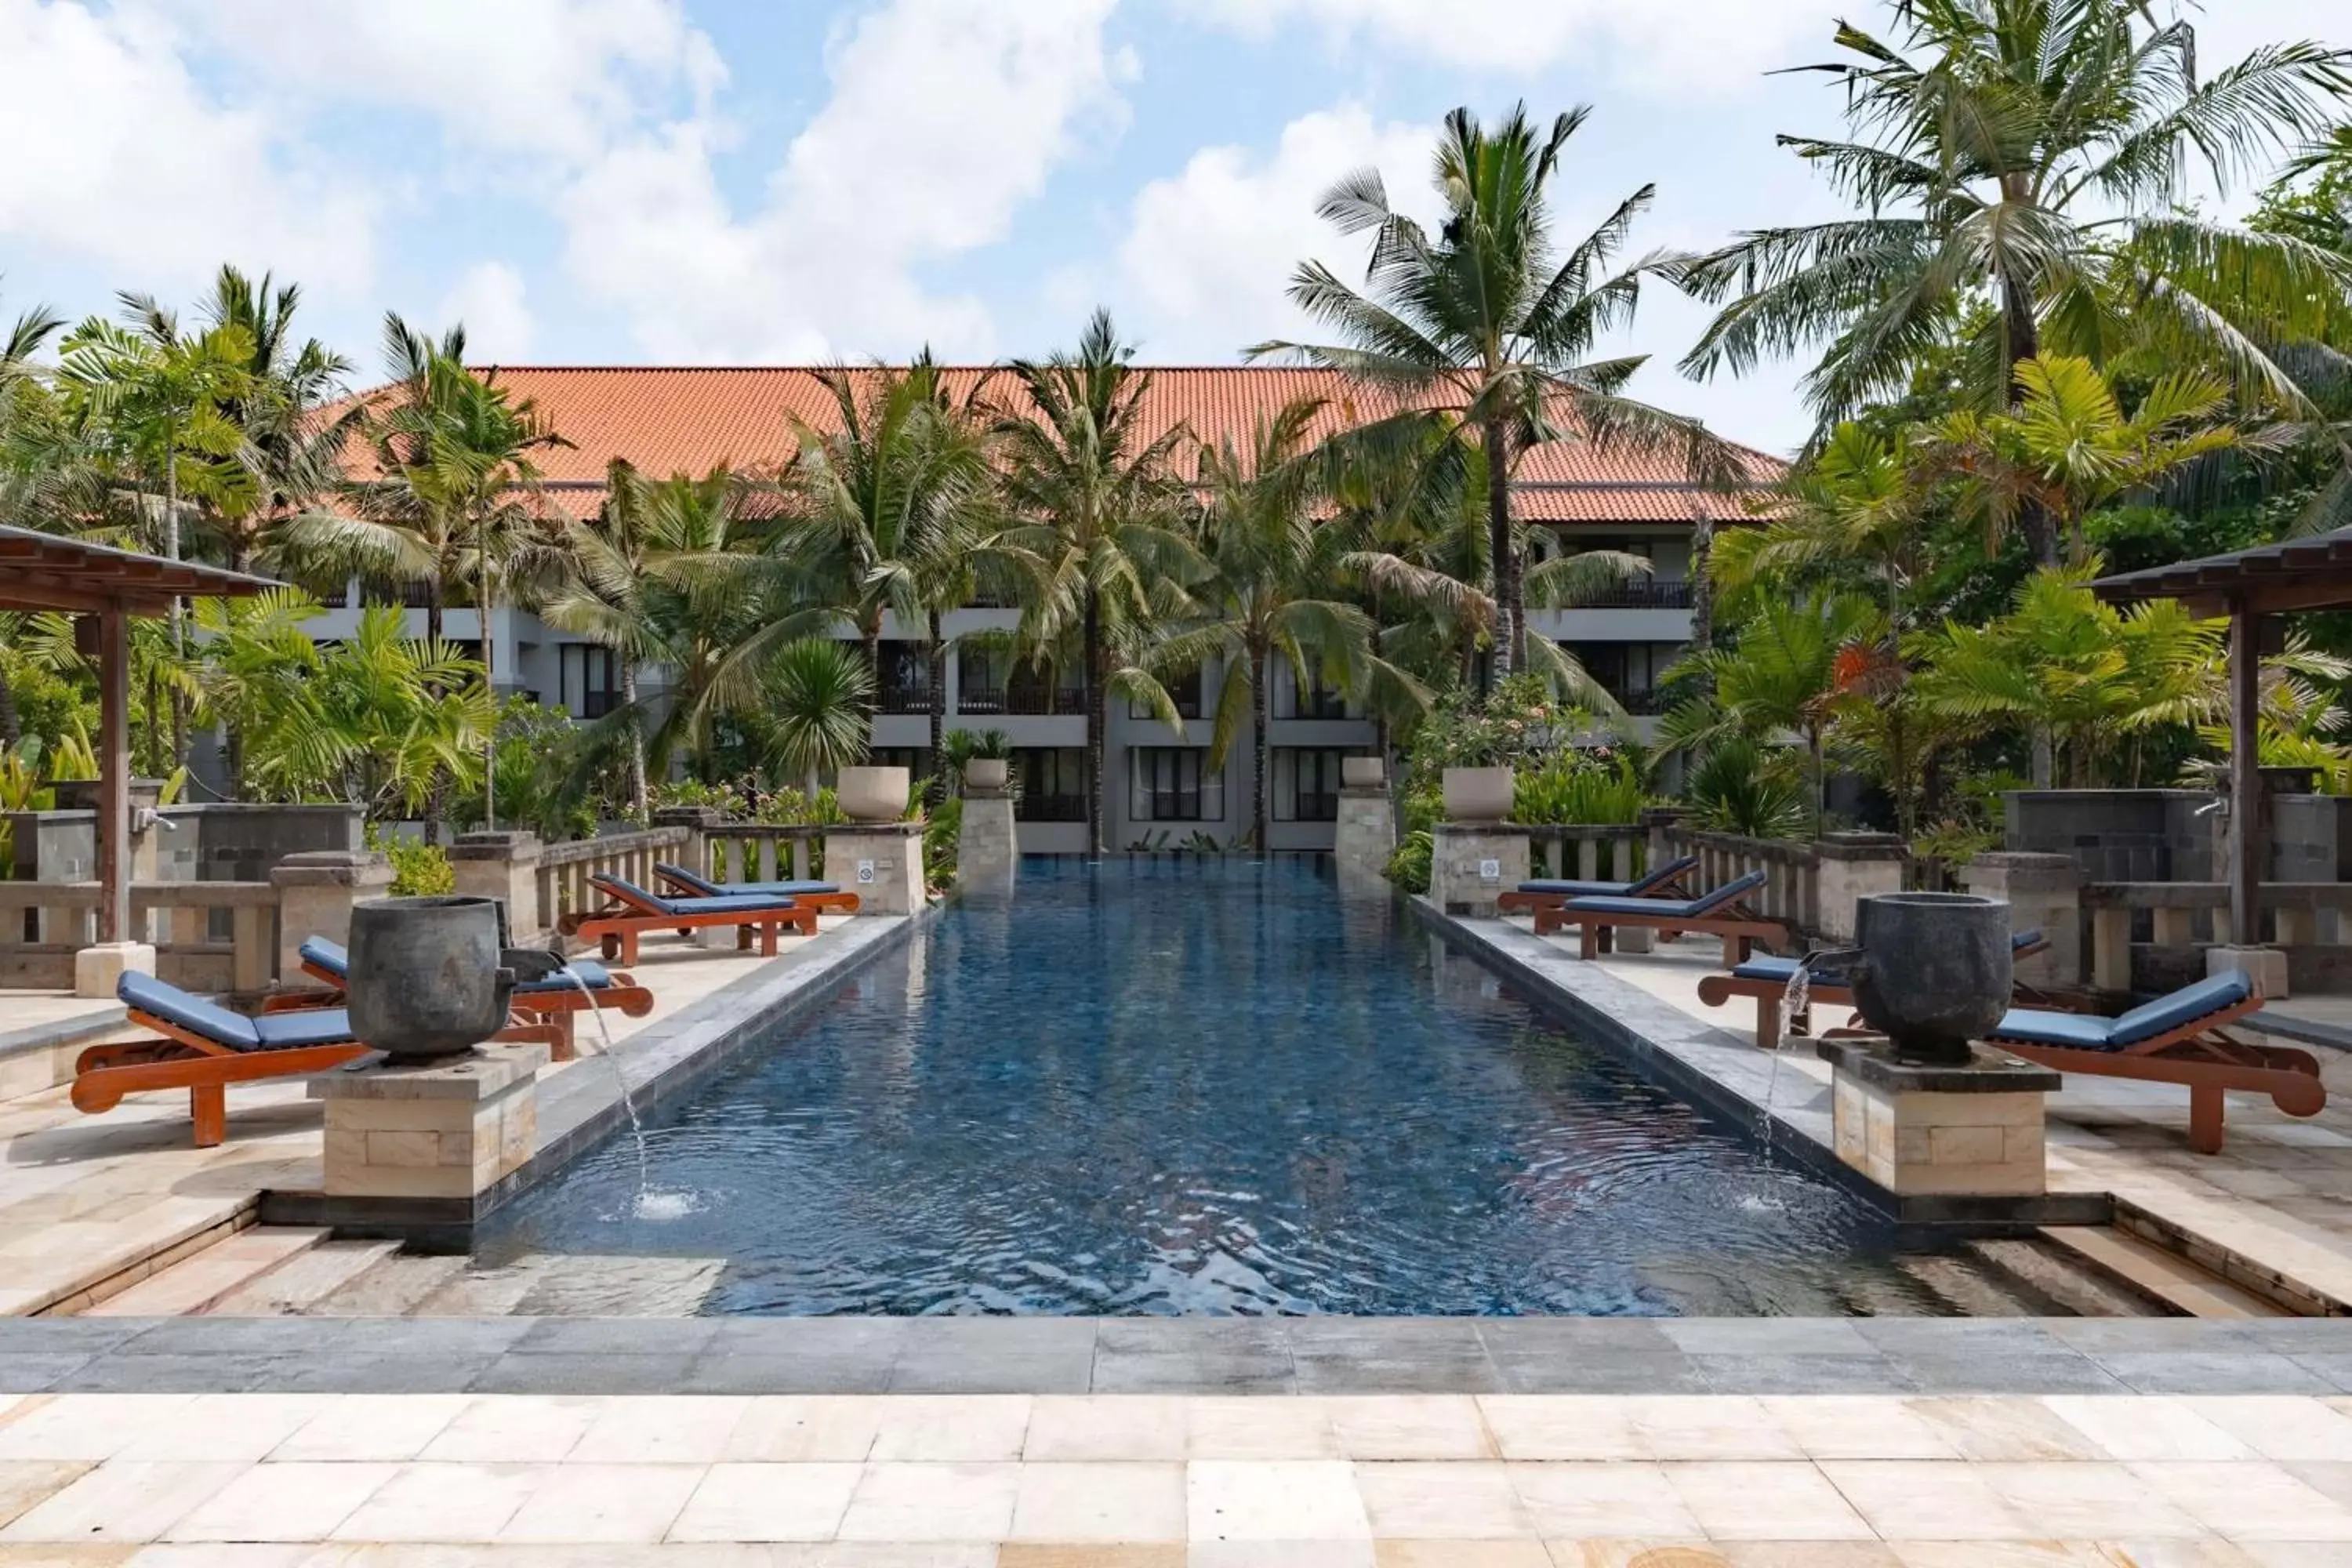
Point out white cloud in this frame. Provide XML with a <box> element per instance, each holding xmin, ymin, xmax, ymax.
<box><xmin>0</xmin><ymin>0</ymin><xmax>374</xmax><ymax>298</ymax></box>
<box><xmin>437</xmin><ymin>263</ymin><xmax>536</xmax><ymax>362</ymax></box>
<box><xmin>560</xmin><ymin>0</ymin><xmax>1128</xmax><ymax>361</ymax></box>
<box><xmin>1180</xmin><ymin>0</ymin><xmax>1823</xmax><ymax>92</ymax></box>
<box><xmin>1111</xmin><ymin>106</ymin><xmax>1435</xmax><ymax>361</ymax></box>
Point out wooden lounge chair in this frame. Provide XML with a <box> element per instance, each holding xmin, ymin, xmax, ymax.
<box><xmin>1558</xmin><ymin>869</ymin><xmax>1791</xmax><ymax>964</ymax></box>
<box><xmin>1985</xmin><ymin>970</ymin><xmax>2323</xmax><ymax>1156</ymax></box>
<box><xmin>653</xmin><ymin>862</ymin><xmax>862</xmax><ymax>915</ymax></box>
<box><xmin>1497</xmin><ymin>855</ymin><xmax>1699</xmax><ymax>931</ymax></box>
<box><xmin>559</xmin><ymin>873</ymin><xmax>818</xmax><ymax>965</ymax></box>
<box><xmin>270</xmin><ymin>936</ymin><xmax>655</xmax><ymax>1061</ymax></box>
<box><xmin>1697</xmin><ymin>928</ymin><xmax>2053</xmax><ymax>1050</ymax></box>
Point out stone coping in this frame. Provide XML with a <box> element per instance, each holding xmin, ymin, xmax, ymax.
<box><xmin>1816</xmin><ymin>1037</ymin><xmax>2063</xmax><ymax>1095</ymax></box>
<box><xmin>0</xmin><ymin>1003</ymin><xmax>126</xmax><ymax>1062</ymax></box>
<box><xmin>1410</xmin><ymin>899</ymin><xmax>2109</xmax><ymax>1230</ymax></box>
<box><xmin>0</xmin><ymin>1314</ymin><xmax>2346</xmax><ymax>1396</ymax></box>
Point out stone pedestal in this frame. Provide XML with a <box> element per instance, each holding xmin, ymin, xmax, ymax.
<box><xmin>450</xmin><ymin>830</ymin><xmax>545</xmax><ymax>944</ymax></box>
<box><xmin>825</xmin><ymin>822</ymin><xmax>926</xmax><ymax>915</ymax></box>
<box><xmin>1431</xmin><ymin>824</ymin><xmax>1530</xmax><ymax>918</ymax></box>
<box><xmin>1820</xmin><ymin>1036</ymin><xmax>2061</xmax><ymax>1198</ymax></box>
<box><xmin>269</xmin><ymin>851</ymin><xmax>394</xmax><ymax>982</ymax></box>
<box><xmin>2208</xmin><ymin>945</ymin><xmax>2290</xmax><ymax>1000</ymax></box>
<box><xmin>72</xmin><ymin>940</ymin><xmax>155</xmax><ymax>999</ymax></box>
<box><xmin>315</xmin><ymin>1042</ymin><xmax>547</xmax><ymax>1200</ymax></box>
<box><xmin>1961</xmin><ymin>851</ymin><xmax>2084</xmax><ymax>989</ymax></box>
<box><xmin>957</xmin><ymin>789</ymin><xmax>1017</xmax><ymax>895</ymax></box>
<box><xmin>1334</xmin><ymin>785</ymin><xmax>1396</xmax><ymax>895</ymax></box>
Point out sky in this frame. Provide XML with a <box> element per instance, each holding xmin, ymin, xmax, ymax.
<box><xmin>0</xmin><ymin>0</ymin><xmax>2345</xmax><ymax>456</ymax></box>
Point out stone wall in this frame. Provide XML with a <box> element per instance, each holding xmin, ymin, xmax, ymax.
<box><xmin>2004</xmin><ymin>789</ymin><xmax>2219</xmax><ymax>882</ymax></box>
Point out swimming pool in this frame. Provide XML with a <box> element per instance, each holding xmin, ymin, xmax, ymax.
<box><xmin>478</xmin><ymin>858</ymin><xmax>1980</xmax><ymax>1316</ymax></box>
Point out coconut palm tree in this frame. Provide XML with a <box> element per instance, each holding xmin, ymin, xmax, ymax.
<box><xmin>199</xmin><ymin>267</ymin><xmax>361</xmax><ymax>575</ymax></box>
<box><xmin>992</xmin><ymin>310</ymin><xmax>1201</xmax><ymax>855</ymax></box>
<box><xmin>1254</xmin><ymin>103</ymin><xmax>1746</xmax><ymax>679</ymax></box>
<box><xmin>1714</xmin><ymin>421</ymin><xmax>1923</xmax><ymax>627</ymax></box>
<box><xmin>1670</xmin><ymin>0</ymin><xmax>2352</xmax><ymax>558</ymax></box>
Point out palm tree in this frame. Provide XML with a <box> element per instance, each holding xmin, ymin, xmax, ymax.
<box><xmin>1254</xmin><ymin>103</ymin><xmax>1745</xmax><ymax>679</ymax></box>
<box><xmin>200</xmin><ymin>267</ymin><xmax>361</xmax><ymax>575</ymax></box>
<box><xmin>1715</xmin><ymin>422</ymin><xmax>1923</xmax><ymax>627</ymax></box>
<box><xmin>1670</xmin><ymin>0</ymin><xmax>2352</xmax><ymax>558</ymax></box>
<box><xmin>993</xmin><ymin>310</ymin><xmax>1201</xmax><ymax>855</ymax></box>
<box><xmin>759</xmin><ymin>639</ymin><xmax>875</xmax><ymax>797</ymax></box>
<box><xmin>1149</xmin><ymin>396</ymin><xmax>1418</xmax><ymax>849</ymax></box>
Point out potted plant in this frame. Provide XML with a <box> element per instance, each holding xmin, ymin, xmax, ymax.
<box><xmin>1341</xmin><ymin>756</ymin><xmax>1385</xmax><ymax>790</ymax></box>
<box><xmin>944</xmin><ymin>728</ymin><xmax>1013</xmax><ymax>793</ymax></box>
<box><xmin>1417</xmin><ymin>677</ymin><xmax>1565</xmax><ymax>824</ymax></box>
<box><xmin>1441</xmin><ymin>764</ymin><xmax>1515</xmax><ymax>824</ymax></box>
<box><xmin>837</xmin><ymin>765</ymin><xmax>911</xmax><ymax>822</ymax></box>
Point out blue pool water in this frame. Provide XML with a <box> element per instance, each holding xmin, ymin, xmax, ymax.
<box><xmin>478</xmin><ymin>858</ymin><xmax>1951</xmax><ymax>1316</ymax></box>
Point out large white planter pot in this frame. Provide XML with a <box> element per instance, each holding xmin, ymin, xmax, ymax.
<box><xmin>964</xmin><ymin>759</ymin><xmax>1008</xmax><ymax>792</ymax></box>
<box><xmin>837</xmin><ymin>765</ymin><xmax>911</xmax><ymax>823</ymax></box>
<box><xmin>1442</xmin><ymin>765</ymin><xmax>1515</xmax><ymax>825</ymax></box>
<box><xmin>1341</xmin><ymin>756</ymin><xmax>1385</xmax><ymax>790</ymax></box>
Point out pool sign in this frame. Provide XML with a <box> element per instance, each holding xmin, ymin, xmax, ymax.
<box><xmin>856</xmin><ymin>859</ymin><xmax>877</xmax><ymax>884</ymax></box>
<box><xmin>1478</xmin><ymin>858</ymin><xmax>1501</xmax><ymax>882</ymax></box>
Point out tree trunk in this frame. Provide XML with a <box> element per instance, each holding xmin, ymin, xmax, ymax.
<box><xmin>1251</xmin><ymin>644</ymin><xmax>1270</xmax><ymax>854</ymax></box>
<box><xmin>1999</xmin><ymin>266</ymin><xmax>2060</xmax><ymax>568</ymax></box>
<box><xmin>1084</xmin><ymin>590</ymin><xmax>1107</xmax><ymax>857</ymax></box>
<box><xmin>423</xmin><ymin>583</ymin><xmax>445</xmax><ymax>848</ymax></box>
<box><xmin>621</xmin><ymin>660</ymin><xmax>648</xmax><ymax>822</ymax></box>
<box><xmin>927</xmin><ymin>609</ymin><xmax>947</xmax><ymax>789</ymax></box>
<box><xmin>1689</xmin><ymin>516</ymin><xmax>1717</xmax><ymax>657</ymax></box>
<box><xmin>481</xmin><ymin>554</ymin><xmax>497</xmax><ymax>833</ymax></box>
<box><xmin>163</xmin><ymin>452</ymin><xmax>188</xmax><ymax>771</ymax></box>
<box><xmin>1483</xmin><ymin>416</ymin><xmax>1518</xmax><ymax>679</ymax></box>
<box><xmin>2031</xmin><ymin>725</ymin><xmax>2055</xmax><ymax>789</ymax></box>
<box><xmin>0</xmin><ymin>671</ymin><xmax>20</xmax><ymax>750</ymax></box>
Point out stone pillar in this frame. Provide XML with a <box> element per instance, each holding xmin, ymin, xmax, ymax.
<box><xmin>1960</xmin><ymin>851</ymin><xmax>2083</xmax><ymax>990</ymax></box>
<box><xmin>269</xmin><ymin>850</ymin><xmax>394</xmax><ymax>982</ymax></box>
<box><xmin>1639</xmin><ymin>806</ymin><xmax>1686</xmax><ymax>877</ymax></box>
<box><xmin>315</xmin><ymin>1042</ymin><xmax>546</xmax><ymax>1201</ymax></box>
<box><xmin>958</xmin><ymin>786</ymin><xmax>1017</xmax><ymax>896</ymax></box>
<box><xmin>1820</xmin><ymin>1036</ymin><xmax>2061</xmax><ymax>1198</ymax></box>
<box><xmin>450</xmin><ymin>831</ymin><xmax>546</xmax><ymax>945</ymax></box>
<box><xmin>1813</xmin><ymin>832</ymin><xmax>1907</xmax><ymax>943</ymax></box>
<box><xmin>652</xmin><ymin>805</ymin><xmax>722</xmax><ymax>881</ymax></box>
<box><xmin>1334</xmin><ymin>784</ymin><xmax>1396</xmax><ymax>895</ymax></box>
<box><xmin>2208</xmin><ymin>943</ymin><xmax>2290</xmax><ymax>999</ymax></box>
<box><xmin>1431</xmin><ymin>823</ymin><xmax>1530</xmax><ymax>917</ymax></box>
<box><xmin>825</xmin><ymin>822</ymin><xmax>926</xmax><ymax>915</ymax></box>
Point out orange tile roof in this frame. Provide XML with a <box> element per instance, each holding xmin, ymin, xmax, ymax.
<box><xmin>341</xmin><ymin>365</ymin><xmax>1783</xmax><ymax>524</ymax></box>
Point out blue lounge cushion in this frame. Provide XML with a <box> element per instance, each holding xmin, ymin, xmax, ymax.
<box><xmin>1564</xmin><ymin>869</ymin><xmax>1767</xmax><ymax>920</ymax></box>
<box><xmin>1993</xmin><ymin>970</ymin><xmax>2254</xmax><ymax>1053</ymax></box>
<box><xmin>120</xmin><ymin>972</ymin><xmax>354</xmax><ymax>1052</ymax></box>
<box><xmin>655</xmin><ymin>862</ymin><xmax>840</xmax><ymax>899</ymax></box>
<box><xmin>303</xmin><ymin>935</ymin><xmax>612</xmax><ymax>993</ymax></box>
<box><xmin>597</xmin><ymin>876</ymin><xmax>796</xmax><ymax>916</ymax></box>
<box><xmin>1518</xmin><ymin>855</ymin><xmax>1698</xmax><ymax>901</ymax></box>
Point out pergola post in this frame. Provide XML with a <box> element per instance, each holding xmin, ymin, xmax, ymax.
<box><xmin>73</xmin><ymin>605</ymin><xmax>154</xmax><ymax>997</ymax></box>
<box><xmin>2229</xmin><ymin>598</ymin><xmax>2260</xmax><ymax>949</ymax></box>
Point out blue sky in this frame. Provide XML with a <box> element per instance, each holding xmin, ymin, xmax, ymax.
<box><xmin>1</xmin><ymin>0</ymin><xmax>2343</xmax><ymax>454</ymax></box>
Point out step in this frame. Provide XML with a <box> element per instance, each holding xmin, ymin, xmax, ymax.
<box><xmin>1894</xmin><ymin>1253</ymin><xmax>2040</xmax><ymax>1317</ymax></box>
<box><xmin>2038</xmin><ymin>1226</ymin><xmax>2287</xmax><ymax>1319</ymax></box>
<box><xmin>305</xmin><ymin>1253</ymin><xmax>471</xmax><ymax>1316</ymax></box>
<box><xmin>205</xmin><ymin>1240</ymin><xmax>402</xmax><ymax>1316</ymax></box>
<box><xmin>1962</xmin><ymin>1237</ymin><xmax>2163</xmax><ymax>1319</ymax></box>
<box><xmin>84</xmin><ymin>1228</ymin><xmax>332</xmax><ymax>1318</ymax></box>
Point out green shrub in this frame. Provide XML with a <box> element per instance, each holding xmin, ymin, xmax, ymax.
<box><xmin>1684</xmin><ymin>739</ymin><xmax>1809</xmax><ymax>840</ymax></box>
<box><xmin>368</xmin><ymin>826</ymin><xmax>456</xmax><ymax>896</ymax></box>
<box><xmin>1513</xmin><ymin>751</ymin><xmax>1646</xmax><ymax>826</ymax></box>
<box><xmin>924</xmin><ymin>796</ymin><xmax>963</xmax><ymax>891</ymax></box>
<box><xmin>1385</xmin><ymin>828</ymin><xmax>1434</xmax><ymax>894</ymax></box>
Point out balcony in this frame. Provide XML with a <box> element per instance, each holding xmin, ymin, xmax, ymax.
<box><xmin>1566</xmin><ymin>579</ymin><xmax>1695</xmax><ymax>610</ymax></box>
<box><xmin>1016</xmin><ymin>794</ymin><xmax>1088</xmax><ymax>822</ymax></box>
<box><xmin>959</xmin><ymin>681</ymin><xmax>1087</xmax><ymax>717</ymax></box>
<box><xmin>878</xmin><ymin>682</ymin><xmax>935</xmax><ymax>716</ymax></box>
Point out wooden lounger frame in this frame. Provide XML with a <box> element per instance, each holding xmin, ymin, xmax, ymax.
<box><xmin>652</xmin><ymin>863</ymin><xmax>862</xmax><ymax>915</ymax></box>
<box><xmin>1697</xmin><ymin>936</ymin><xmax>2054</xmax><ymax>1051</ymax></box>
<box><xmin>1572</xmin><ymin>898</ymin><xmax>1791</xmax><ymax>965</ymax></box>
<box><xmin>74</xmin><ymin>1007</ymin><xmax>566</xmax><ymax>1149</ymax></box>
<box><xmin>1497</xmin><ymin>861</ymin><xmax>1699</xmax><ymax>929</ymax></box>
<box><xmin>263</xmin><ymin>954</ymin><xmax>656</xmax><ymax>1062</ymax></box>
<box><xmin>558</xmin><ymin>874</ymin><xmax>817</xmax><ymax>965</ymax></box>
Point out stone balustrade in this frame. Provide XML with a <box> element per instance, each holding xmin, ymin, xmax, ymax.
<box><xmin>532</xmin><ymin>826</ymin><xmax>692</xmax><ymax>941</ymax></box>
<box><xmin>1656</xmin><ymin>824</ymin><xmax>1908</xmax><ymax>945</ymax></box>
<box><xmin>0</xmin><ymin>879</ymin><xmax>278</xmax><ymax>993</ymax></box>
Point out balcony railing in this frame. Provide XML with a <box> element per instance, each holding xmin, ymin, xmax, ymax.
<box><xmin>960</xmin><ymin>682</ymin><xmax>1087</xmax><ymax>717</ymax></box>
<box><xmin>879</xmin><ymin>685</ymin><xmax>935</xmax><ymax>716</ymax></box>
<box><xmin>1017</xmin><ymin>794</ymin><xmax>1088</xmax><ymax>822</ymax></box>
<box><xmin>1566</xmin><ymin>580</ymin><xmax>1695</xmax><ymax>610</ymax></box>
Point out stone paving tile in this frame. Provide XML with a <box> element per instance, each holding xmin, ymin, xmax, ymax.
<box><xmin>1486</xmin><ymin>1350</ymin><xmax>1711</xmax><ymax>1396</ymax></box>
<box><xmin>679</xmin><ymin>1351</ymin><xmax>906</xmax><ymax>1396</ymax></box>
<box><xmin>469</xmin><ymin>1352</ymin><xmax>702</xmax><ymax>1396</ymax></box>
<box><xmin>2089</xmin><ymin>1352</ymin><xmax>2338</xmax><ymax>1396</ymax></box>
<box><xmin>1691</xmin><ymin>1353</ymin><xmax>1920</xmax><ymax>1395</ymax></box>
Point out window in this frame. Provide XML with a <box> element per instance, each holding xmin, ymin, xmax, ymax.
<box><xmin>1273</xmin><ymin>658</ymin><xmax>1347</xmax><ymax>720</ymax></box>
<box><xmin>870</xmin><ymin>747</ymin><xmax>932</xmax><ymax>780</ymax></box>
<box><xmin>1130</xmin><ymin>747</ymin><xmax>1224</xmax><ymax>822</ymax></box>
<box><xmin>560</xmin><ymin>644</ymin><xmax>622</xmax><ymax>719</ymax></box>
<box><xmin>959</xmin><ymin>648</ymin><xmax>1082</xmax><ymax>715</ymax></box>
<box><xmin>1274</xmin><ymin>749</ymin><xmax>1345</xmax><ymax>822</ymax></box>
<box><xmin>1014</xmin><ymin>749</ymin><xmax>1087</xmax><ymax>822</ymax></box>
<box><xmin>1129</xmin><ymin>663</ymin><xmax>1204</xmax><ymax>720</ymax></box>
<box><xmin>877</xmin><ymin>644</ymin><xmax>932</xmax><ymax>714</ymax></box>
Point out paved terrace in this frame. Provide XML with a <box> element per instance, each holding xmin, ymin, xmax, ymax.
<box><xmin>0</xmin><ymin>916</ymin><xmax>888</xmax><ymax>1317</ymax></box>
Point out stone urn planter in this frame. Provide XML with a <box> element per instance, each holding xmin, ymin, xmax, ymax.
<box><xmin>1341</xmin><ymin>756</ymin><xmax>1385</xmax><ymax>790</ymax></box>
<box><xmin>964</xmin><ymin>758</ymin><xmax>1009</xmax><ymax>793</ymax></box>
<box><xmin>1844</xmin><ymin>891</ymin><xmax>2013</xmax><ymax>1067</ymax></box>
<box><xmin>1442</xmin><ymin>765</ymin><xmax>1515</xmax><ymax>824</ymax></box>
<box><xmin>346</xmin><ymin>895</ymin><xmax>517</xmax><ymax>1063</ymax></box>
<box><xmin>837</xmin><ymin>765</ymin><xmax>910</xmax><ymax>822</ymax></box>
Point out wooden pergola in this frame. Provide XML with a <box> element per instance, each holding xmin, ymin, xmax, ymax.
<box><xmin>0</xmin><ymin>526</ymin><xmax>280</xmax><ymax>978</ymax></box>
<box><xmin>2092</xmin><ymin>526</ymin><xmax>2352</xmax><ymax>950</ymax></box>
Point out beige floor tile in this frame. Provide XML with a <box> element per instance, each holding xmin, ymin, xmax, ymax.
<box><xmin>329</xmin><ymin>1462</ymin><xmax>545</xmax><ymax>1543</ymax></box>
<box><xmin>1508</xmin><ymin>1464</ymin><xmax>1699</xmax><ymax>1538</ymax></box>
<box><xmin>2127</xmin><ymin>1461</ymin><xmax>2352</xmax><ymax>1541</ymax></box>
<box><xmin>1711</xmin><ymin>1548</ymin><xmax>1900</xmax><ymax>1567</ymax></box>
<box><xmin>418</xmin><ymin>1398</ymin><xmax>601</xmax><ymax>1464</ymax></box>
<box><xmin>836</xmin><ymin>1463</ymin><xmax>1022</xmax><ymax>1543</ymax></box>
<box><xmin>2234</xmin><ymin>1544</ymin><xmax>2352</xmax><ymax>1567</ymax></box>
<box><xmin>495</xmin><ymin>1462</ymin><xmax>705</xmax><ymax>1544</ymax></box>
<box><xmin>1189</xmin><ymin>1460</ymin><xmax>1370</xmax><ymax>1543</ymax></box>
<box><xmin>121</xmin><ymin>1547</ymin><xmax>331</xmax><ymax>1566</ymax></box>
<box><xmin>163</xmin><ymin>1461</ymin><xmax>394</xmax><ymax>1543</ymax></box>
<box><xmin>1374</xmin><ymin>1542</ymin><xmax>1552</xmax><ymax>1567</ymax></box>
<box><xmin>1541</xmin><ymin>1538</ymin><xmax>1722</xmax><ymax>1566</ymax></box>
<box><xmin>271</xmin><ymin>1397</ymin><xmax>470</xmax><ymax>1463</ymax></box>
<box><xmin>1661</xmin><ymin>1462</ymin><xmax>1874</xmax><ymax>1541</ymax></box>
<box><xmin>1760</xmin><ymin>1399</ymin><xmax>1959</xmax><ymax>1461</ymax></box>
<box><xmin>1352</xmin><ymin>1461</ymin><xmax>1532</xmax><ymax>1539</ymax></box>
<box><xmin>1622</xmin><ymin>1399</ymin><xmax>1802</xmax><ymax>1462</ymax></box>
<box><xmin>2040</xmin><ymin>1399</ymin><xmax>2252</xmax><ymax>1463</ymax></box>
<box><xmin>722</xmin><ymin>1398</ymin><xmax>886</xmax><ymax>1462</ymax></box>
<box><xmin>0</xmin><ymin>1463</ymin><xmax>246</xmax><ymax>1544</ymax></box>
<box><xmin>1883</xmin><ymin>1545</ymin><xmax>2120</xmax><ymax>1568</ymax></box>
<box><xmin>866</xmin><ymin>1399</ymin><xmax>1032</xmax><ymax>1463</ymax></box>
<box><xmin>1815</xmin><ymin>1461</ymin><xmax>2033</xmax><ymax>1541</ymax></box>
<box><xmin>0</xmin><ymin>1466</ymin><xmax>89</xmax><ymax>1533</ymax></box>
<box><xmin>1481</xmin><ymin>1399</ymin><xmax>1642</xmax><ymax>1462</ymax></box>
<box><xmin>775</xmin><ymin>1549</ymin><xmax>1005</xmax><ymax>1568</ymax></box>
<box><xmin>1187</xmin><ymin>1545</ymin><xmax>1376</xmax><ymax>1568</ymax></box>
<box><xmin>1007</xmin><ymin>1462</ymin><xmax>1185</xmax><ymax>1543</ymax></box>
<box><xmin>2185</xmin><ymin>1399</ymin><xmax>2352</xmax><ymax>1462</ymax></box>
<box><xmin>568</xmin><ymin>1398</ymin><xmax>753</xmax><ymax>1465</ymax></box>
<box><xmin>1329</xmin><ymin>1398</ymin><xmax>1495</xmax><ymax>1461</ymax></box>
<box><xmin>1904</xmin><ymin>1400</ymin><xmax>2107</xmax><ymax>1463</ymax></box>
<box><xmin>1973</xmin><ymin>1461</ymin><xmax>2209</xmax><ymax>1540</ymax></box>
<box><xmin>998</xmin><ymin>1546</ymin><xmax>1185</xmax><ymax>1568</ymax></box>
<box><xmin>666</xmin><ymin>1462</ymin><xmax>862</xmax><ymax>1543</ymax></box>
<box><xmin>1186</xmin><ymin>1399</ymin><xmax>1340</xmax><ymax>1459</ymax></box>
<box><xmin>1023</xmin><ymin>1398</ymin><xmax>1188</xmax><ymax>1462</ymax></box>
<box><xmin>0</xmin><ymin>1399</ymin><xmax>200</xmax><ymax>1463</ymax></box>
